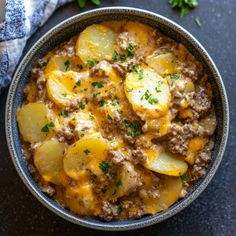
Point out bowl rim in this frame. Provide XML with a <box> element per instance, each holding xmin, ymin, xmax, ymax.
<box><xmin>5</xmin><ymin>6</ymin><xmax>229</xmax><ymax>231</ymax></box>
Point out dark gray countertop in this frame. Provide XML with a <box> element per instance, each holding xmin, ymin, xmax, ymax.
<box><xmin>0</xmin><ymin>0</ymin><xmax>236</xmax><ymax>235</ymax></box>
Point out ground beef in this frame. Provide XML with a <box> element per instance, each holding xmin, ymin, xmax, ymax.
<box><xmin>131</xmin><ymin>148</ymin><xmax>147</xmax><ymax>164</ymax></box>
<box><xmin>190</xmin><ymin>140</ymin><xmax>214</xmax><ymax>181</ymax></box>
<box><xmin>101</xmin><ymin>201</ymin><xmax>120</xmax><ymax>221</ymax></box>
<box><xmin>31</xmin><ymin>68</ymin><xmax>46</xmax><ymax>101</ymax></box>
<box><xmin>108</xmin><ymin>150</ymin><xmax>128</xmax><ymax>164</ymax></box>
<box><xmin>190</xmin><ymin>87</ymin><xmax>211</xmax><ymax>115</ymax></box>
<box><xmin>167</xmin><ymin>123</ymin><xmax>199</xmax><ymax>155</ymax></box>
<box><xmin>40</xmin><ymin>185</ymin><xmax>56</xmax><ymax>197</ymax></box>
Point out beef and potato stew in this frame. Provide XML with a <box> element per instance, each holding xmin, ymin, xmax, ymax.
<box><xmin>17</xmin><ymin>21</ymin><xmax>216</xmax><ymax>220</ymax></box>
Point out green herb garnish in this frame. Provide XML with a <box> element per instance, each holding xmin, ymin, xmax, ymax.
<box><xmin>180</xmin><ymin>173</ymin><xmax>188</xmax><ymax>181</ymax></box>
<box><xmin>61</xmin><ymin>93</ymin><xmax>67</xmax><ymax>97</ymax></box>
<box><xmin>99</xmin><ymin>100</ymin><xmax>106</xmax><ymax>107</ymax></box>
<box><xmin>107</xmin><ymin>114</ymin><xmax>113</xmax><ymax>121</ymax></box>
<box><xmin>169</xmin><ymin>0</ymin><xmax>198</xmax><ymax>17</ymax></box>
<box><xmin>93</xmin><ymin>92</ymin><xmax>101</xmax><ymax>98</ymax></box>
<box><xmin>195</xmin><ymin>17</ymin><xmax>202</xmax><ymax>27</ymax></box>
<box><xmin>115</xmin><ymin>179</ymin><xmax>122</xmax><ymax>187</ymax></box>
<box><xmin>91</xmin><ymin>81</ymin><xmax>104</xmax><ymax>88</ymax></box>
<box><xmin>76</xmin><ymin>64</ymin><xmax>83</xmax><ymax>70</ymax></box>
<box><xmin>76</xmin><ymin>80</ymin><xmax>81</xmax><ymax>86</ymax></box>
<box><xmin>112</xmin><ymin>51</ymin><xmax>119</xmax><ymax>62</ymax></box>
<box><xmin>41</xmin><ymin>122</ymin><xmax>55</xmax><ymax>133</ymax></box>
<box><xmin>138</xmin><ymin>68</ymin><xmax>144</xmax><ymax>80</ymax></box>
<box><xmin>120</xmin><ymin>54</ymin><xmax>126</xmax><ymax>62</ymax></box>
<box><xmin>148</xmin><ymin>98</ymin><xmax>159</xmax><ymax>104</ymax></box>
<box><xmin>99</xmin><ymin>161</ymin><xmax>111</xmax><ymax>174</ymax></box>
<box><xmin>169</xmin><ymin>73</ymin><xmax>180</xmax><ymax>80</ymax></box>
<box><xmin>79</xmin><ymin>102</ymin><xmax>86</xmax><ymax>110</ymax></box>
<box><xmin>124</xmin><ymin>120</ymin><xmax>142</xmax><ymax>137</ymax></box>
<box><xmin>84</xmin><ymin>149</ymin><xmax>91</xmax><ymax>155</ymax></box>
<box><xmin>86</xmin><ymin>59</ymin><xmax>96</xmax><ymax>68</ymax></box>
<box><xmin>126</xmin><ymin>88</ymin><xmax>133</xmax><ymax>93</ymax></box>
<box><xmin>117</xmin><ymin>205</ymin><xmax>123</xmax><ymax>214</ymax></box>
<box><xmin>64</xmin><ymin>60</ymin><xmax>71</xmax><ymax>71</ymax></box>
<box><xmin>126</xmin><ymin>44</ymin><xmax>136</xmax><ymax>58</ymax></box>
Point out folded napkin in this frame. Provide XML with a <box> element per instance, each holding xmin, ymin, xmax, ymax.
<box><xmin>0</xmin><ymin>0</ymin><xmax>72</xmax><ymax>94</ymax></box>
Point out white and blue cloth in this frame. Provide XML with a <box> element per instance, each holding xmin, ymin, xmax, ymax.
<box><xmin>0</xmin><ymin>0</ymin><xmax>72</xmax><ymax>94</ymax></box>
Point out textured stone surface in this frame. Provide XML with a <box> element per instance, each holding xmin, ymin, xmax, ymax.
<box><xmin>0</xmin><ymin>0</ymin><xmax>235</xmax><ymax>235</ymax></box>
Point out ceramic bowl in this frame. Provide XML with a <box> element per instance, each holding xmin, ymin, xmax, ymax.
<box><xmin>5</xmin><ymin>7</ymin><xmax>229</xmax><ymax>231</ymax></box>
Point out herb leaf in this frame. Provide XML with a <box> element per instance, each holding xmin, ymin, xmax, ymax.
<box><xmin>91</xmin><ymin>81</ymin><xmax>104</xmax><ymax>88</ymax></box>
<box><xmin>168</xmin><ymin>73</ymin><xmax>180</xmax><ymax>80</ymax></box>
<box><xmin>126</xmin><ymin>44</ymin><xmax>136</xmax><ymax>58</ymax></box>
<box><xmin>112</xmin><ymin>51</ymin><xmax>119</xmax><ymax>62</ymax></box>
<box><xmin>41</xmin><ymin>122</ymin><xmax>55</xmax><ymax>133</ymax></box>
<box><xmin>169</xmin><ymin>0</ymin><xmax>198</xmax><ymax>17</ymax></box>
<box><xmin>84</xmin><ymin>149</ymin><xmax>91</xmax><ymax>155</ymax></box>
<box><xmin>64</xmin><ymin>60</ymin><xmax>71</xmax><ymax>71</ymax></box>
<box><xmin>99</xmin><ymin>161</ymin><xmax>111</xmax><ymax>174</ymax></box>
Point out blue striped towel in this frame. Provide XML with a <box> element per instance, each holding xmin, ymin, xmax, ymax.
<box><xmin>0</xmin><ymin>0</ymin><xmax>72</xmax><ymax>94</ymax></box>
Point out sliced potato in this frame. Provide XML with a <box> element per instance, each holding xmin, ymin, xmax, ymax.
<box><xmin>144</xmin><ymin>148</ymin><xmax>188</xmax><ymax>176</ymax></box>
<box><xmin>65</xmin><ymin>182</ymin><xmax>99</xmax><ymax>215</ymax></box>
<box><xmin>146</xmin><ymin>53</ymin><xmax>176</xmax><ymax>76</ymax></box>
<box><xmin>124</xmin><ymin>67</ymin><xmax>171</xmax><ymax>120</ymax></box>
<box><xmin>144</xmin><ymin>176</ymin><xmax>183</xmax><ymax>214</ymax></box>
<box><xmin>123</xmin><ymin>21</ymin><xmax>156</xmax><ymax>55</ymax></box>
<box><xmin>114</xmin><ymin>162</ymin><xmax>140</xmax><ymax>199</ymax></box>
<box><xmin>76</xmin><ymin>24</ymin><xmax>116</xmax><ymax>63</ymax></box>
<box><xmin>17</xmin><ymin>103</ymin><xmax>51</xmax><ymax>143</ymax></box>
<box><xmin>63</xmin><ymin>135</ymin><xmax>109</xmax><ymax>179</ymax></box>
<box><xmin>34</xmin><ymin>139</ymin><xmax>67</xmax><ymax>185</ymax></box>
<box><xmin>46</xmin><ymin>70</ymin><xmax>82</xmax><ymax>107</ymax></box>
<box><xmin>44</xmin><ymin>55</ymin><xmax>85</xmax><ymax>75</ymax></box>
<box><xmin>69</xmin><ymin>111</ymin><xmax>98</xmax><ymax>138</ymax></box>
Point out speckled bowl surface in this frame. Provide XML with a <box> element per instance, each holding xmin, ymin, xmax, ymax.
<box><xmin>5</xmin><ymin>7</ymin><xmax>229</xmax><ymax>231</ymax></box>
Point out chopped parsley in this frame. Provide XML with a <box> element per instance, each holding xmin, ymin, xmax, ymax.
<box><xmin>111</xmin><ymin>96</ymin><xmax>119</xmax><ymax>106</ymax></box>
<box><xmin>120</xmin><ymin>54</ymin><xmax>126</xmax><ymax>62</ymax></box>
<box><xmin>124</xmin><ymin>120</ymin><xmax>142</xmax><ymax>137</ymax></box>
<box><xmin>117</xmin><ymin>109</ymin><xmax>123</xmax><ymax>114</ymax></box>
<box><xmin>93</xmin><ymin>92</ymin><xmax>100</xmax><ymax>98</ymax></box>
<box><xmin>169</xmin><ymin>0</ymin><xmax>199</xmax><ymax>18</ymax></box>
<box><xmin>126</xmin><ymin>44</ymin><xmax>136</xmax><ymax>58</ymax></box>
<box><xmin>112</xmin><ymin>51</ymin><xmax>119</xmax><ymax>62</ymax></box>
<box><xmin>115</xmin><ymin>179</ymin><xmax>122</xmax><ymax>187</ymax></box>
<box><xmin>129</xmin><ymin>65</ymin><xmax>138</xmax><ymax>73</ymax></box>
<box><xmin>64</xmin><ymin>60</ymin><xmax>71</xmax><ymax>71</ymax></box>
<box><xmin>107</xmin><ymin>114</ymin><xmax>113</xmax><ymax>121</ymax></box>
<box><xmin>195</xmin><ymin>17</ymin><xmax>202</xmax><ymax>27</ymax></box>
<box><xmin>99</xmin><ymin>161</ymin><xmax>111</xmax><ymax>174</ymax></box>
<box><xmin>79</xmin><ymin>102</ymin><xmax>85</xmax><ymax>110</ymax></box>
<box><xmin>155</xmin><ymin>87</ymin><xmax>162</xmax><ymax>93</ymax></box>
<box><xmin>39</xmin><ymin>60</ymin><xmax>48</xmax><ymax>68</ymax></box>
<box><xmin>126</xmin><ymin>88</ymin><xmax>133</xmax><ymax>93</ymax></box>
<box><xmin>91</xmin><ymin>81</ymin><xmax>104</xmax><ymax>88</ymax></box>
<box><xmin>76</xmin><ymin>64</ymin><xmax>83</xmax><ymax>70</ymax></box>
<box><xmin>83</xmin><ymin>149</ymin><xmax>91</xmax><ymax>155</ymax></box>
<box><xmin>141</xmin><ymin>90</ymin><xmax>152</xmax><ymax>101</ymax></box>
<box><xmin>86</xmin><ymin>59</ymin><xmax>98</xmax><ymax>68</ymax></box>
<box><xmin>41</xmin><ymin>122</ymin><xmax>55</xmax><ymax>133</ymax></box>
<box><xmin>58</xmin><ymin>110</ymin><xmax>68</xmax><ymax>117</ymax></box>
<box><xmin>180</xmin><ymin>173</ymin><xmax>188</xmax><ymax>181</ymax></box>
<box><xmin>117</xmin><ymin>205</ymin><xmax>123</xmax><ymax>214</ymax></box>
<box><xmin>61</xmin><ymin>93</ymin><xmax>67</xmax><ymax>97</ymax></box>
<box><xmin>76</xmin><ymin>80</ymin><xmax>81</xmax><ymax>86</ymax></box>
<box><xmin>148</xmin><ymin>98</ymin><xmax>159</xmax><ymax>104</ymax></box>
<box><xmin>83</xmin><ymin>87</ymin><xmax>88</xmax><ymax>91</ymax></box>
<box><xmin>99</xmin><ymin>100</ymin><xmax>106</xmax><ymax>107</ymax></box>
<box><xmin>112</xmin><ymin>189</ymin><xmax>117</xmax><ymax>196</ymax></box>
<box><xmin>168</xmin><ymin>73</ymin><xmax>180</xmax><ymax>80</ymax></box>
<box><xmin>89</xmin><ymin>114</ymin><xmax>95</xmax><ymax>120</ymax></box>
<box><xmin>138</xmin><ymin>68</ymin><xmax>144</xmax><ymax>80</ymax></box>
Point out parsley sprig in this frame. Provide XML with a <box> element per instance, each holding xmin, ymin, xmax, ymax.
<box><xmin>169</xmin><ymin>0</ymin><xmax>198</xmax><ymax>17</ymax></box>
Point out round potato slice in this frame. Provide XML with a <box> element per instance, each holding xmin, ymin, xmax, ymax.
<box><xmin>46</xmin><ymin>70</ymin><xmax>80</xmax><ymax>107</ymax></box>
<box><xmin>146</xmin><ymin>52</ymin><xmax>176</xmax><ymax>76</ymax></box>
<box><xmin>65</xmin><ymin>182</ymin><xmax>99</xmax><ymax>215</ymax></box>
<box><xmin>144</xmin><ymin>148</ymin><xmax>188</xmax><ymax>176</ymax></box>
<box><xmin>144</xmin><ymin>176</ymin><xmax>183</xmax><ymax>214</ymax></box>
<box><xmin>34</xmin><ymin>139</ymin><xmax>67</xmax><ymax>185</ymax></box>
<box><xmin>124</xmin><ymin>67</ymin><xmax>171</xmax><ymax>120</ymax></box>
<box><xmin>63</xmin><ymin>136</ymin><xmax>109</xmax><ymax>179</ymax></box>
<box><xmin>17</xmin><ymin>103</ymin><xmax>51</xmax><ymax>143</ymax></box>
<box><xmin>76</xmin><ymin>24</ymin><xmax>116</xmax><ymax>63</ymax></box>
